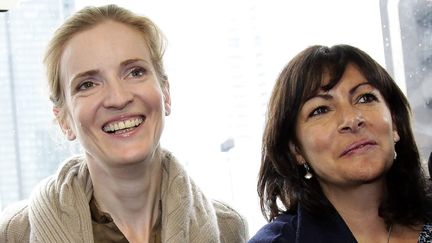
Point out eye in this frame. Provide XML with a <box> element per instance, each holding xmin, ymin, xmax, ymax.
<box><xmin>309</xmin><ymin>106</ymin><xmax>329</xmax><ymax>117</ymax></box>
<box><xmin>358</xmin><ymin>93</ymin><xmax>378</xmax><ymax>104</ymax></box>
<box><xmin>127</xmin><ymin>67</ymin><xmax>147</xmax><ymax>79</ymax></box>
<box><xmin>76</xmin><ymin>80</ymin><xmax>96</xmax><ymax>91</ymax></box>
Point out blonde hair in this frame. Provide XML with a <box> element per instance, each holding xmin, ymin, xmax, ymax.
<box><xmin>44</xmin><ymin>4</ymin><xmax>167</xmax><ymax>120</ymax></box>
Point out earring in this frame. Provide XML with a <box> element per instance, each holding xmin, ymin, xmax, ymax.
<box><xmin>64</xmin><ymin>128</ymin><xmax>76</xmax><ymax>141</ymax></box>
<box><xmin>394</xmin><ymin>150</ymin><xmax>397</xmax><ymax>160</ymax></box>
<box><xmin>304</xmin><ymin>164</ymin><xmax>313</xmax><ymax>179</ymax></box>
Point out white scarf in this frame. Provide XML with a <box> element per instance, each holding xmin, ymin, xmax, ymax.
<box><xmin>28</xmin><ymin>151</ymin><xmax>221</xmax><ymax>242</ymax></box>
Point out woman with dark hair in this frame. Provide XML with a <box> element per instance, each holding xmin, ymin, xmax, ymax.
<box><xmin>249</xmin><ymin>44</ymin><xmax>432</xmax><ymax>242</ymax></box>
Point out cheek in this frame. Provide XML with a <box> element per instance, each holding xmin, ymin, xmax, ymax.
<box><xmin>138</xmin><ymin>86</ymin><xmax>164</xmax><ymax>110</ymax></box>
<box><xmin>298</xmin><ymin>126</ymin><xmax>334</xmax><ymax>159</ymax></box>
<box><xmin>372</xmin><ymin>109</ymin><xmax>394</xmax><ymax>135</ymax></box>
<box><xmin>382</xmin><ymin>112</ymin><xmax>393</xmax><ymax>128</ymax></box>
<box><xmin>69</xmin><ymin>99</ymin><xmax>97</xmax><ymax>132</ymax></box>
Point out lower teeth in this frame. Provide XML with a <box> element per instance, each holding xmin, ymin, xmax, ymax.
<box><xmin>114</xmin><ymin>127</ymin><xmax>134</xmax><ymax>134</ymax></box>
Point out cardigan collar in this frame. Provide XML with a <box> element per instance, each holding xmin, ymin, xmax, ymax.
<box><xmin>28</xmin><ymin>149</ymin><xmax>221</xmax><ymax>243</ymax></box>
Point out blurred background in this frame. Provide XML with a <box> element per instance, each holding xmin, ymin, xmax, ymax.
<box><xmin>1</xmin><ymin>0</ymin><xmax>431</xmax><ymax>234</ymax></box>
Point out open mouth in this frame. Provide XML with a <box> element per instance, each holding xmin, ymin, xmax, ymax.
<box><xmin>102</xmin><ymin>116</ymin><xmax>145</xmax><ymax>134</ymax></box>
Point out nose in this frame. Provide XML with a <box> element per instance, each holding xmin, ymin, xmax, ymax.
<box><xmin>103</xmin><ymin>80</ymin><xmax>133</xmax><ymax>110</ymax></box>
<box><xmin>337</xmin><ymin>106</ymin><xmax>365</xmax><ymax>133</ymax></box>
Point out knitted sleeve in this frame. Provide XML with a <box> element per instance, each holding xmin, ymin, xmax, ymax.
<box><xmin>0</xmin><ymin>200</ymin><xmax>31</xmax><ymax>243</ymax></box>
<box><xmin>213</xmin><ymin>200</ymin><xmax>249</xmax><ymax>243</ymax></box>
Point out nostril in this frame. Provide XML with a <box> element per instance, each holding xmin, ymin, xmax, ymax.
<box><xmin>338</xmin><ymin>116</ymin><xmax>364</xmax><ymax>133</ymax></box>
<box><xmin>339</xmin><ymin>125</ymin><xmax>352</xmax><ymax>132</ymax></box>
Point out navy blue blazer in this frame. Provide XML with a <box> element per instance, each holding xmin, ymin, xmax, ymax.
<box><xmin>249</xmin><ymin>204</ymin><xmax>357</xmax><ymax>243</ymax></box>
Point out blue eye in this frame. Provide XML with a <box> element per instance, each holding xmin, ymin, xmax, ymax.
<box><xmin>358</xmin><ymin>93</ymin><xmax>378</xmax><ymax>103</ymax></box>
<box><xmin>77</xmin><ymin>81</ymin><xmax>96</xmax><ymax>91</ymax></box>
<box><xmin>128</xmin><ymin>67</ymin><xmax>146</xmax><ymax>78</ymax></box>
<box><xmin>309</xmin><ymin>106</ymin><xmax>329</xmax><ymax>117</ymax></box>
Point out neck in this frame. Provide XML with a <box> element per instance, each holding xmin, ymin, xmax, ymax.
<box><xmin>87</xmin><ymin>150</ymin><xmax>163</xmax><ymax>241</ymax></box>
<box><xmin>321</xmin><ymin>179</ymin><xmax>390</xmax><ymax>242</ymax></box>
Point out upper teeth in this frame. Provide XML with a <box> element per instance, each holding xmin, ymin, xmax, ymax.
<box><xmin>103</xmin><ymin>117</ymin><xmax>143</xmax><ymax>132</ymax></box>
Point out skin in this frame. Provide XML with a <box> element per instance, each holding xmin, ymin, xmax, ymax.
<box><xmin>294</xmin><ymin>63</ymin><xmax>399</xmax><ymax>190</ymax></box>
<box><xmin>55</xmin><ymin>20</ymin><xmax>171</xmax><ymax>242</ymax></box>
<box><xmin>293</xmin><ymin>63</ymin><xmax>422</xmax><ymax>242</ymax></box>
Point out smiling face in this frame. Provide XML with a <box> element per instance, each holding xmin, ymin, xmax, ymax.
<box><xmin>294</xmin><ymin>63</ymin><xmax>400</xmax><ymax>191</ymax></box>
<box><xmin>57</xmin><ymin>20</ymin><xmax>170</xmax><ymax>166</ymax></box>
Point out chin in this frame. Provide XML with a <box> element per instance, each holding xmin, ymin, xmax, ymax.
<box><xmin>349</xmin><ymin>157</ymin><xmax>391</xmax><ymax>182</ymax></box>
<box><xmin>356</xmin><ymin>175</ymin><xmax>385</xmax><ymax>185</ymax></box>
<box><xmin>127</xmin><ymin>149</ymin><xmax>155</xmax><ymax>161</ymax></box>
<box><xmin>348</xmin><ymin>169</ymin><xmax>388</xmax><ymax>185</ymax></box>
<box><xmin>102</xmin><ymin>149</ymin><xmax>156</xmax><ymax>166</ymax></box>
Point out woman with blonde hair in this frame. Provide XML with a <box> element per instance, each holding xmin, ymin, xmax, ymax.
<box><xmin>0</xmin><ymin>4</ymin><xmax>247</xmax><ymax>242</ymax></box>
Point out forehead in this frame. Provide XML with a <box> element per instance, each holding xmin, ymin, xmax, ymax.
<box><xmin>323</xmin><ymin>64</ymin><xmax>368</xmax><ymax>91</ymax></box>
<box><xmin>307</xmin><ymin>63</ymin><xmax>368</xmax><ymax>97</ymax></box>
<box><xmin>60</xmin><ymin>21</ymin><xmax>151</xmax><ymax>81</ymax></box>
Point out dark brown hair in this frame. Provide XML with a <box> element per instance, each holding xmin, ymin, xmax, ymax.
<box><xmin>259</xmin><ymin>44</ymin><xmax>432</xmax><ymax>226</ymax></box>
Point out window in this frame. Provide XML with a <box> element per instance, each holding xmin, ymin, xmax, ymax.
<box><xmin>0</xmin><ymin>0</ymin><xmax>76</xmax><ymax>207</ymax></box>
<box><xmin>2</xmin><ymin>0</ymin><xmax>428</xmax><ymax>234</ymax></box>
<box><xmin>381</xmin><ymin>0</ymin><xmax>432</xmax><ymax>162</ymax></box>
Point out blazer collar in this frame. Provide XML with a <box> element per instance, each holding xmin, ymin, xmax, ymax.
<box><xmin>296</xmin><ymin>203</ymin><xmax>357</xmax><ymax>243</ymax></box>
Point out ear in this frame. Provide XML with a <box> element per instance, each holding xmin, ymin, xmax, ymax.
<box><xmin>393</xmin><ymin>130</ymin><xmax>400</xmax><ymax>143</ymax></box>
<box><xmin>289</xmin><ymin>142</ymin><xmax>306</xmax><ymax>165</ymax></box>
<box><xmin>392</xmin><ymin>120</ymin><xmax>400</xmax><ymax>143</ymax></box>
<box><xmin>162</xmin><ymin>81</ymin><xmax>171</xmax><ymax>116</ymax></box>
<box><xmin>53</xmin><ymin>106</ymin><xmax>76</xmax><ymax>141</ymax></box>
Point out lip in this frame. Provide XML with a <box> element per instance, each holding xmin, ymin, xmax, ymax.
<box><xmin>340</xmin><ymin>139</ymin><xmax>377</xmax><ymax>157</ymax></box>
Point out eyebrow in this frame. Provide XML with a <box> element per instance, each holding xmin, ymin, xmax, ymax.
<box><xmin>307</xmin><ymin>81</ymin><xmax>371</xmax><ymax>101</ymax></box>
<box><xmin>120</xmin><ymin>58</ymin><xmax>148</xmax><ymax>67</ymax></box>
<box><xmin>69</xmin><ymin>69</ymin><xmax>100</xmax><ymax>88</ymax></box>
<box><xmin>349</xmin><ymin>82</ymin><xmax>371</xmax><ymax>95</ymax></box>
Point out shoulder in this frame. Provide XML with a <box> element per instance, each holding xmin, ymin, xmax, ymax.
<box><xmin>212</xmin><ymin>200</ymin><xmax>249</xmax><ymax>243</ymax></box>
<box><xmin>248</xmin><ymin>213</ymin><xmax>297</xmax><ymax>243</ymax></box>
<box><xmin>0</xmin><ymin>200</ymin><xmax>31</xmax><ymax>242</ymax></box>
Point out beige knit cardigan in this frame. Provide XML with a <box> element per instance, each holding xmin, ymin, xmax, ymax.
<box><xmin>0</xmin><ymin>150</ymin><xmax>248</xmax><ymax>242</ymax></box>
